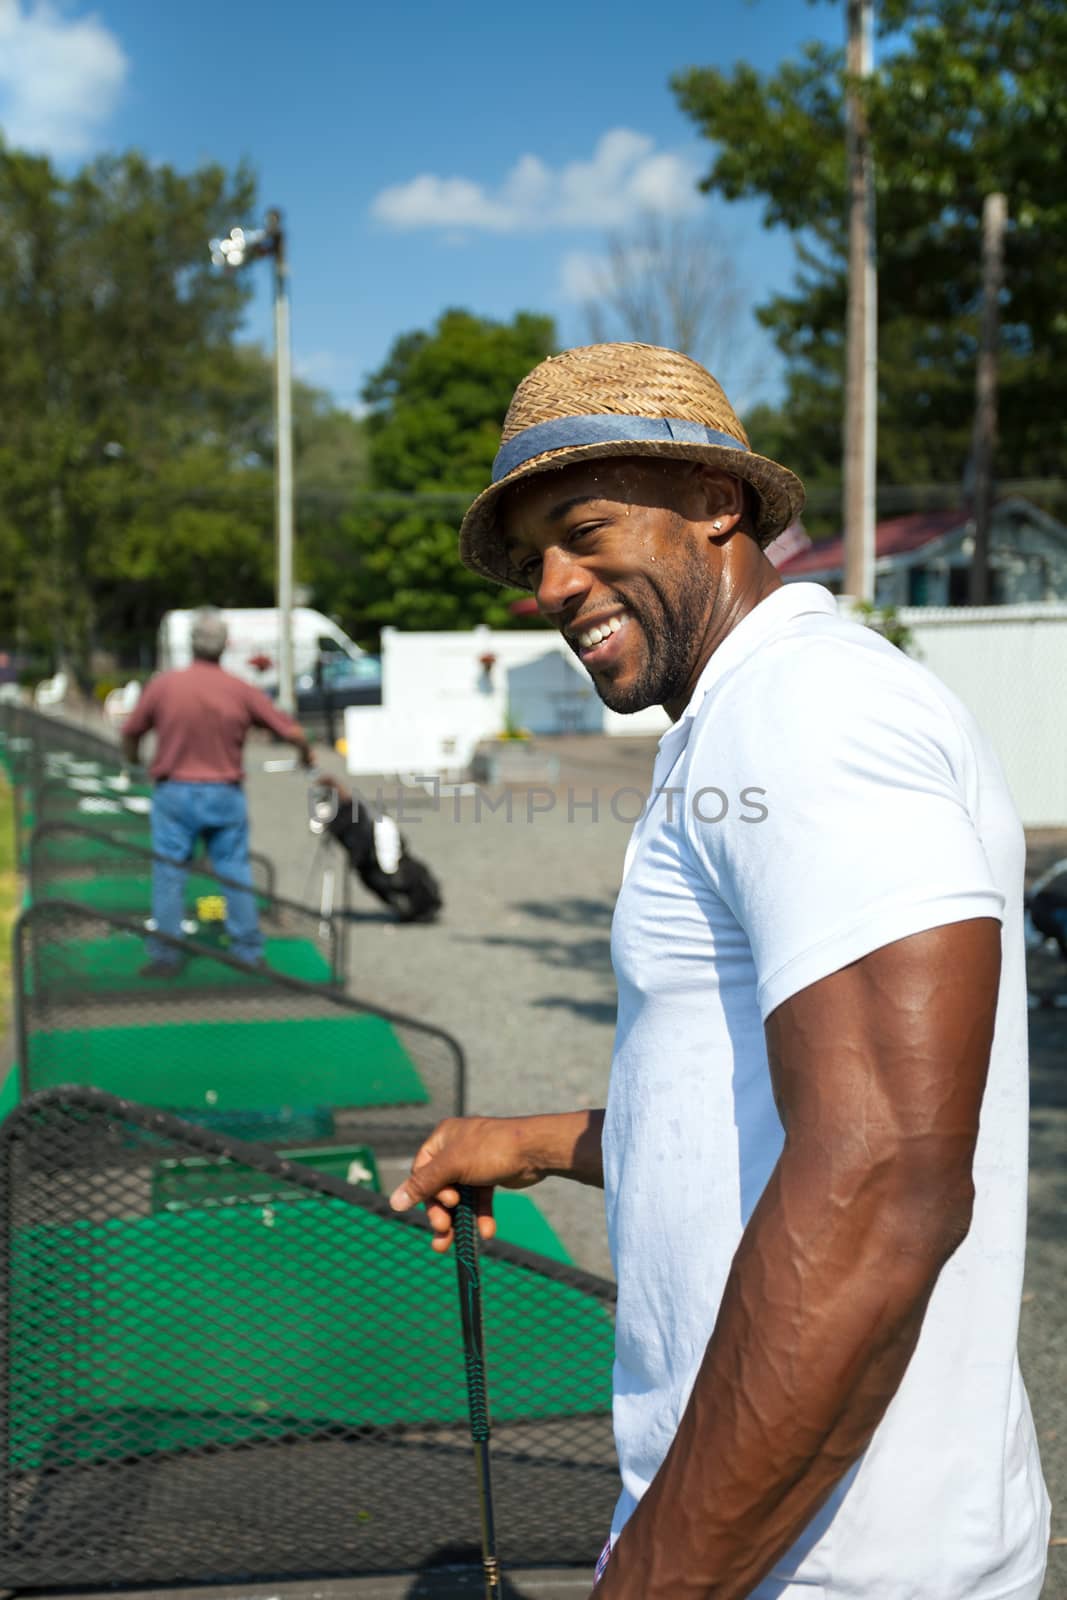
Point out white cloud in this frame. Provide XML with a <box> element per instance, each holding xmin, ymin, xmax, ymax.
<box><xmin>0</xmin><ymin>0</ymin><xmax>127</xmax><ymax>159</ymax></box>
<box><xmin>371</xmin><ymin>129</ymin><xmax>702</xmax><ymax>234</ymax></box>
<box><xmin>559</xmin><ymin>249</ymin><xmax>609</xmax><ymax>303</ymax></box>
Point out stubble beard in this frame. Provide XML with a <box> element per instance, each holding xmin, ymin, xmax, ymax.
<box><xmin>592</xmin><ymin>559</ymin><xmax>716</xmax><ymax>715</ymax></box>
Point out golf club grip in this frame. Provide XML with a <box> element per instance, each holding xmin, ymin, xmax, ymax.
<box><xmin>455</xmin><ymin>1187</ymin><xmax>502</xmax><ymax>1598</ymax></box>
<box><xmin>454</xmin><ymin>1186</ymin><xmax>490</xmax><ymax>1443</ymax></box>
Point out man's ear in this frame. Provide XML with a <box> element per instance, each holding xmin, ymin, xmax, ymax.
<box><xmin>695</xmin><ymin>467</ymin><xmax>745</xmax><ymax>532</ymax></box>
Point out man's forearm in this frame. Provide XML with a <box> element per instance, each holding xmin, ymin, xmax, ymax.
<box><xmin>526</xmin><ymin>1108</ymin><xmax>605</xmax><ymax>1188</ymax></box>
<box><xmin>598</xmin><ymin>1150</ymin><xmax>967</xmax><ymax>1598</ymax></box>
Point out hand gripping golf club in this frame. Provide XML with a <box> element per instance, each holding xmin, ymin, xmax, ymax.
<box><xmin>454</xmin><ymin>1186</ymin><xmax>502</xmax><ymax>1599</ymax></box>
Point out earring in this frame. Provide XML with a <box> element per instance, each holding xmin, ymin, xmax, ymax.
<box><xmin>713</xmin><ymin>519</ymin><xmax>723</xmax><ymax>531</ymax></box>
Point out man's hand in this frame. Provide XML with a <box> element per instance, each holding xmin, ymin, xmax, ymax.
<box><xmin>390</xmin><ymin>1109</ymin><xmax>605</xmax><ymax>1252</ymax></box>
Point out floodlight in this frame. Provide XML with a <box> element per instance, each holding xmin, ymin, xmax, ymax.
<box><xmin>208</xmin><ymin>225</ymin><xmax>270</xmax><ymax>271</ymax></box>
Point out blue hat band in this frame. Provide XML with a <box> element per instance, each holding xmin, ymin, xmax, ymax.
<box><xmin>492</xmin><ymin>414</ymin><xmax>749</xmax><ymax>484</ymax></box>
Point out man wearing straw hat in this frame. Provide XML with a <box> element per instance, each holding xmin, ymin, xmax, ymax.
<box><xmin>391</xmin><ymin>344</ymin><xmax>1048</xmax><ymax>1598</ymax></box>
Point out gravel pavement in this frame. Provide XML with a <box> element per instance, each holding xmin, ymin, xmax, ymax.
<box><xmin>244</xmin><ymin>731</ymin><xmax>1066</xmax><ymax>1595</ymax></box>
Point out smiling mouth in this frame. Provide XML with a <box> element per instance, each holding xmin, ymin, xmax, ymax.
<box><xmin>573</xmin><ymin>611</ymin><xmax>630</xmax><ymax>667</ymax></box>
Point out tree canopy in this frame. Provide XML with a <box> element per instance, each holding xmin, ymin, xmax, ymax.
<box><xmin>0</xmin><ymin>143</ymin><xmax>367</xmax><ymax>675</ymax></box>
<box><xmin>673</xmin><ymin>0</ymin><xmax>1067</xmax><ymax>503</ymax></box>
<box><xmin>304</xmin><ymin>308</ymin><xmax>556</xmax><ymax>637</ymax></box>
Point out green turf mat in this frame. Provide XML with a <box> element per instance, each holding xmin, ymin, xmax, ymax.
<box><xmin>492</xmin><ymin>1191</ymin><xmax>573</xmax><ymax>1264</ymax></box>
<box><xmin>33</xmin><ymin>932</ymin><xmax>332</xmax><ymax>989</ymax></box>
<box><xmin>9</xmin><ymin>1203</ymin><xmax>612</xmax><ymax>1466</ymax></box>
<box><xmin>36</xmin><ymin>873</ymin><xmax>270</xmax><ymax>916</ymax></box>
<box><xmin>0</xmin><ymin>1068</ymin><xmax>18</xmax><ymax>1123</ymax></box>
<box><xmin>30</xmin><ymin>827</ymin><xmax>149</xmax><ymax>865</ymax></box>
<box><xmin>147</xmin><ymin>1154</ymin><xmax>569</xmax><ymax>1261</ymax></box>
<box><xmin>25</xmin><ymin>1014</ymin><xmax>427</xmax><ymax>1110</ymax></box>
<box><xmin>151</xmin><ymin>1145</ymin><xmax>381</xmax><ymax>1211</ymax></box>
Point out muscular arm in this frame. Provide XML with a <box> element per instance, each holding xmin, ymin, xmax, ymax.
<box><xmin>597</xmin><ymin>917</ymin><xmax>1000</xmax><ymax>1600</ymax></box>
<box><xmin>390</xmin><ymin>1108</ymin><xmax>604</xmax><ymax>1250</ymax></box>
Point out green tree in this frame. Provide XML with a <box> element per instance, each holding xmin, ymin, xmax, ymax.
<box><xmin>306</xmin><ymin>308</ymin><xmax>556</xmax><ymax>637</ymax></box>
<box><xmin>0</xmin><ymin>143</ymin><xmax>268</xmax><ymax>669</ymax></box>
<box><xmin>0</xmin><ymin>143</ymin><xmax>371</xmax><ymax>673</ymax></box>
<box><xmin>674</xmin><ymin>1</ymin><xmax>1067</xmax><ymax>505</ymax></box>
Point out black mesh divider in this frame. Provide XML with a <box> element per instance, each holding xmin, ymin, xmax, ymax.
<box><xmin>3</xmin><ymin>709</ymin><xmax>134</xmax><ymax>874</ymax></box>
<box><xmin>35</xmin><ymin>774</ymin><xmax>154</xmax><ymax>841</ymax></box>
<box><xmin>29</xmin><ymin>817</ymin><xmax>275</xmax><ymax>897</ymax></box>
<box><xmin>0</xmin><ymin>705</ymin><xmax>122</xmax><ymax>787</ymax></box>
<box><xmin>0</xmin><ymin>1087</ymin><xmax>618</xmax><ymax>1587</ymax></box>
<box><xmin>26</xmin><ymin>822</ymin><xmax>335</xmax><ymax>978</ymax></box>
<box><xmin>0</xmin><ymin>705</ymin><xmax>42</xmax><ymax>793</ymax></box>
<box><xmin>15</xmin><ymin>902</ymin><xmax>463</xmax><ymax>1152</ymax></box>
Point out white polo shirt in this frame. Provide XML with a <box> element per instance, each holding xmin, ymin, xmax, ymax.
<box><xmin>604</xmin><ymin>583</ymin><xmax>1049</xmax><ymax>1598</ymax></box>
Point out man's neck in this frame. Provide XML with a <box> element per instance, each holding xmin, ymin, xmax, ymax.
<box><xmin>663</xmin><ymin>562</ymin><xmax>783</xmax><ymax>722</ymax></box>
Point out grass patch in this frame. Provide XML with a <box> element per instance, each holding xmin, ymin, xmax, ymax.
<box><xmin>0</xmin><ymin>774</ymin><xmax>16</xmax><ymax>1040</ymax></box>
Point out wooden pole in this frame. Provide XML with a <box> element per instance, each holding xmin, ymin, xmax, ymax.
<box><xmin>842</xmin><ymin>0</ymin><xmax>877</xmax><ymax>602</ymax></box>
<box><xmin>968</xmin><ymin>192</ymin><xmax>1007</xmax><ymax>606</ymax></box>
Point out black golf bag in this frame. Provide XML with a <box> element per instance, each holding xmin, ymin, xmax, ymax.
<box><xmin>326</xmin><ymin>796</ymin><xmax>443</xmax><ymax>923</ymax></box>
<box><xmin>1027</xmin><ymin>869</ymin><xmax>1067</xmax><ymax>962</ymax></box>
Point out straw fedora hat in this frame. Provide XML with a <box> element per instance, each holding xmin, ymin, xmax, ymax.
<box><xmin>459</xmin><ymin>342</ymin><xmax>805</xmax><ymax>590</ymax></box>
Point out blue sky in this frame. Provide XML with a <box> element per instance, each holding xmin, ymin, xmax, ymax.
<box><xmin>0</xmin><ymin>0</ymin><xmax>845</xmax><ymax>412</ymax></box>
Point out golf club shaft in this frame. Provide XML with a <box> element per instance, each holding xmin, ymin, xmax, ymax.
<box><xmin>454</xmin><ymin>1186</ymin><xmax>502</xmax><ymax>1599</ymax></box>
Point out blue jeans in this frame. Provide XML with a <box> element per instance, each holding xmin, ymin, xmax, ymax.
<box><xmin>149</xmin><ymin>781</ymin><xmax>262</xmax><ymax>965</ymax></box>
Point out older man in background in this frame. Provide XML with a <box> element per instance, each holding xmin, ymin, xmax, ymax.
<box><xmin>122</xmin><ymin>608</ymin><xmax>312</xmax><ymax>976</ymax></box>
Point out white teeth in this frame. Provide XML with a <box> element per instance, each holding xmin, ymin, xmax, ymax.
<box><xmin>578</xmin><ymin>613</ymin><xmax>626</xmax><ymax>650</ymax></box>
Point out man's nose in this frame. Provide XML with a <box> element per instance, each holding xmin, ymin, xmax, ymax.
<box><xmin>534</xmin><ymin>546</ymin><xmax>590</xmax><ymax>616</ymax></box>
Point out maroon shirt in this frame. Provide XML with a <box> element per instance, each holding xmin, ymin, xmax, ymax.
<box><xmin>124</xmin><ymin>661</ymin><xmax>302</xmax><ymax>783</ymax></box>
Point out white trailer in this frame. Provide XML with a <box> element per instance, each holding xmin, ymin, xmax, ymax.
<box><xmin>157</xmin><ymin>607</ymin><xmax>366</xmax><ymax>694</ymax></box>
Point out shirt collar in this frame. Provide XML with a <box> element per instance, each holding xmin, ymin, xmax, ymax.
<box><xmin>655</xmin><ymin>583</ymin><xmax>838</xmax><ymax>764</ymax></box>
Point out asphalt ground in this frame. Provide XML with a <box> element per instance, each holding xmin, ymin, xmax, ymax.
<box><xmin>245</xmin><ymin>732</ymin><xmax>1067</xmax><ymax>1596</ymax></box>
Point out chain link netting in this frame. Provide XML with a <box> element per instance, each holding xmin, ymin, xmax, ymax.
<box><xmin>0</xmin><ymin>1087</ymin><xmax>618</xmax><ymax>1587</ymax></box>
<box><xmin>1</xmin><ymin>705</ymin><xmax>349</xmax><ymax>985</ymax></box>
<box><xmin>28</xmin><ymin>820</ymin><xmax>343</xmax><ymax>984</ymax></box>
<box><xmin>15</xmin><ymin>902</ymin><xmax>465</xmax><ymax>1153</ymax></box>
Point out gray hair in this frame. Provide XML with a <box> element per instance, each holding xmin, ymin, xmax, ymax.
<box><xmin>190</xmin><ymin>608</ymin><xmax>228</xmax><ymax>661</ymax></box>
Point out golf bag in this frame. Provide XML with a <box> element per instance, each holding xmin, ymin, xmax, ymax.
<box><xmin>1027</xmin><ymin>860</ymin><xmax>1067</xmax><ymax>962</ymax></box>
<box><xmin>326</xmin><ymin>796</ymin><xmax>443</xmax><ymax>922</ymax></box>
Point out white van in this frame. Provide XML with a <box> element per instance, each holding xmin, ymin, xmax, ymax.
<box><xmin>157</xmin><ymin>608</ymin><xmax>365</xmax><ymax>693</ymax></box>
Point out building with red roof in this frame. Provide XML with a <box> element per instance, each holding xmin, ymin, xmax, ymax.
<box><xmin>777</xmin><ymin>498</ymin><xmax>1067</xmax><ymax>606</ymax></box>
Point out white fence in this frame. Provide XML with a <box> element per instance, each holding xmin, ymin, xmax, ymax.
<box><xmin>344</xmin><ymin>607</ymin><xmax>1067</xmax><ymax>826</ymax></box>
<box><xmin>343</xmin><ymin>624</ymin><xmax>668</xmax><ymax>777</ymax></box>
<box><xmin>892</xmin><ymin>602</ymin><xmax>1067</xmax><ymax>828</ymax></box>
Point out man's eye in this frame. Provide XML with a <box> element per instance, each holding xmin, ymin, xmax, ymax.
<box><xmin>519</xmin><ymin>554</ymin><xmax>542</xmax><ymax>579</ymax></box>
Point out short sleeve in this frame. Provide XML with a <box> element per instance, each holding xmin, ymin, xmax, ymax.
<box><xmin>683</xmin><ymin>636</ymin><xmax>1004</xmax><ymax>1021</ymax></box>
<box><xmin>244</xmin><ymin>681</ymin><xmax>303</xmax><ymax>742</ymax></box>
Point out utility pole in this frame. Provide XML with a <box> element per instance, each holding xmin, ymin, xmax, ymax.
<box><xmin>267</xmin><ymin>210</ymin><xmax>296</xmax><ymax>714</ymax></box>
<box><xmin>842</xmin><ymin>0</ymin><xmax>877</xmax><ymax>602</ymax></box>
<box><xmin>968</xmin><ymin>192</ymin><xmax>1007</xmax><ymax>606</ymax></box>
<box><xmin>209</xmin><ymin>210</ymin><xmax>296</xmax><ymax>714</ymax></box>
